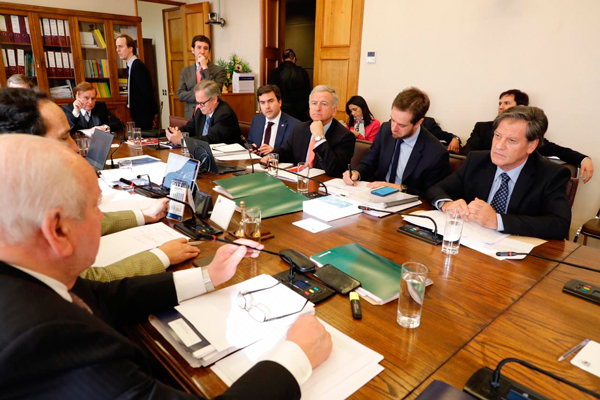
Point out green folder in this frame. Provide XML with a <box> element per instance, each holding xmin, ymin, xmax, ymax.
<box><xmin>215</xmin><ymin>172</ymin><xmax>284</xmax><ymax>198</ymax></box>
<box><xmin>311</xmin><ymin>243</ymin><xmax>402</xmax><ymax>302</ymax></box>
<box><xmin>235</xmin><ymin>186</ymin><xmax>306</xmax><ymax>219</ymax></box>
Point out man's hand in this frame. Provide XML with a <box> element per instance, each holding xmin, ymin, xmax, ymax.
<box><xmin>342</xmin><ymin>169</ymin><xmax>359</xmax><ymax>186</ymax></box>
<box><xmin>166</xmin><ymin>127</ymin><xmax>182</xmax><ymax>145</ymax></box>
<box><xmin>580</xmin><ymin>158</ymin><xmax>594</xmax><ymax>183</ymax></box>
<box><xmin>260</xmin><ymin>154</ymin><xmax>273</xmax><ymax>165</ymax></box>
<box><xmin>257</xmin><ymin>144</ymin><xmax>274</xmax><ymax>156</ymax></box>
<box><xmin>94</xmin><ymin>125</ymin><xmax>110</xmax><ymax>132</ymax></box>
<box><xmin>441</xmin><ymin>199</ymin><xmax>469</xmax><ymax>217</ymax></box>
<box><xmin>142</xmin><ymin>198</ymin><xmax>169</xmax><ymax>224</ymax></box>
<box><xmin>197</xmin><ymin>54</ymin><xmax>209</xmax><ymax>70</ymax></box>
<box><xmin>309</xmin><ymin>120</ymin><xmax>324</xmax><ymax>138</ymax></box>
<box><xmin>447</xmin><ymin>137</ymin><xmax>460</xmax><ymax>153</ymax></box>
<box><xmin>287</xmin><ymin>315</ymin><xmax>332</xmax><ymax>369</ymax></box>
<box><xmin>73</xmin><ymin>98</ymin><xmax>83</xmax><ymax>113</ymax></box>
<box><xmin>158</xmin><ymin>238</ymin><xmax>201</xmax><ymax>266</ymax></box>
<box><xmin>467</xmin><ymin>198</ymin><xmax>498</xmax><ymax>229</ymax></box>
<box><xmin>207</xmin><ymin>239</ymin><xmax>263</xmax><ymax>286</ymax></box>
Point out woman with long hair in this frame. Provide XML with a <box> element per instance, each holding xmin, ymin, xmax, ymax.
<box><xmin>345</xmin><ymin>95</ymin><xmax>380</xmax><ymax>142</ymax></box>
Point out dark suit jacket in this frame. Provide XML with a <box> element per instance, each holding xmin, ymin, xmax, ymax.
<box><xmin>180</xmin><ymin>100</ymin><xmax>242</xmax><ymax>145</ymax></box>
<box><xmin>0</xmin><ymin>262</ymin><xmax>301</xmax><ymax>399</ymax></box>
<box><xmin>128</xmin><ymin>58</ymin><xmax>158</xmax><ymax>130</ymax></box>
<box><xmin>248</xmin><ymin>112</ymin><xmax>300</xmax><ymax>149</ymax></box>
<box><xmin>267</xmin><ymin>61</ymin><xmax>311</xmax><ymax>121</ymax></box>
<box><xmin>422</xmin><ymin>116</ymin><xmax>457</xmax><ymax>146</ymax></box>
<box><xmin>461</xmin><ymin>120</ymin><xmax>587</xmax><ymax>166</ymax></box>
<box><xmin>426</xmin><ymin>151</ymin><xmax>571</xmax><ymax>239</ymax></box>
<box><xmin>355</xmin><ymin>123</ymin><xmax>450</xmax><ymax>198</ymax></box>
<box><xmin>274</xmin><ymin>119</ymin><xmax>356</xmax><ymax>177</ymax></box>
<box><xmin>177</xmin><ymin>61</ymin><xmax>228</xmax><ymax>118</ymax></box>
<box><xmin>62</xmin><ymin>102</ymin><xmax>123</xmax><ymax>133</ymax></box>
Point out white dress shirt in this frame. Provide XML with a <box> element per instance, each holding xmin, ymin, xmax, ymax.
<box><xmin>262</xmin><ymin>111</ymin><xmax>282</xmax><ymax>148</ymax></box>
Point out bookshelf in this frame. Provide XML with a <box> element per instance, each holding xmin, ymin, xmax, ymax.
<box><xmin>0</xmin><ymin>2</ymin><xmax>144</xmax><ymax>124</ymax></box>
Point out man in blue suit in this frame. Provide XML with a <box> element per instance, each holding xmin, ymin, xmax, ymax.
<box><xmin>248</xmin><ymin>85</ymin><xmax>300</xmax><ymax>156</ymax></box>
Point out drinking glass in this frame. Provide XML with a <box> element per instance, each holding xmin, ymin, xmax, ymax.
<box><xmin>118</xmin><ymin>159</ymin><xmax>134</xmax><ymax>180</ymax></box>
<box><xmin>126</xmin><ymin>121</ymin><xmax>135</xmax><ymax>140</ymax></box>
<box><xmin>266</xmin><ymin>153</ymin><xmax>279</xmax><ymax>177</ymax></box>
<box><xmin>397</xmin><ymin>262</ymin><xmax>428</xmax><ymax>328</ymax></box>
<box><xmin>296</xmin><ymin>162</ymin><xmax>309</xmax><ymax>194</ymax></box>
<box><xmin>181</xmin><ymin>131</ymin><xmax>190</xmax><ymax>157</ymax></box>
<box><xmin>76</xmin><ymin>137</ymin><xmax>90</xmax><ymax>157</ymax></box>
<box><xmin>244</xmin><ymin>207</ymin><xmax>261</xmax><ymax>241</ymax></box>
<box><xmin>441</xmin><ymin>208</ymin><xmax>465</xmax><ymax>255</ymax></box>
<box><xmin>133</xmin><ymin>128</ymin><xmax>142</xmax><ymax>150</ymax></box>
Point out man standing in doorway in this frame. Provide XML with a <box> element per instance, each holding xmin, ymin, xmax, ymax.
<box><xmin>268</xmin><ymin>49</ymin><xmax>311</xmax><ymax>121</ymax></box>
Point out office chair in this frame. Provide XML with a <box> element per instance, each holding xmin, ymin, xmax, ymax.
<box><xmin>573</xmin><ymin>206</ymin><xmax>600</xmax><ymax>244</ymax></box>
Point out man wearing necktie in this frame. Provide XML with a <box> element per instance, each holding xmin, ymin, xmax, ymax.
<box><xmin>427</xmin><ymin>106</ymin><xmax>571</xmax><ymax>239</ymax></box>
<box><xmin>177</xmin><ymin>35</ymin><xmax>227</xmax><ymax>119</ymax></box>
<box><xmin>166</xmin><ymin>80</ymin><xmax>242</xmax><ymax>145</ymax></box>
<box><xmin>62</xmin><ymin>82</ymin><xmax>123</xmax><ymax>134</ymax></box>
<box><xmin>343</xmin><ymin>87</ymin><xmax>450</xmax><ymax>198</ymax></box>
<box><xmin>262</xmin><ymin>85</ymin><xmax>355</xmax><ymax>177</ymax></box>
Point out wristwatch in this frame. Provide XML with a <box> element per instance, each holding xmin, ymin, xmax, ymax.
<box><xmin>314</xmin><ymin>135</ymin><xmax>325</xmax><ymax>142</ymax></box>
<box><xmin>201</xmin><ymin>267</ymin><xmax>215</xmax><ymax>292</ymax></box>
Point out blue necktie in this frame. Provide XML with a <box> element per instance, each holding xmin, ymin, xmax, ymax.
<box><xmin>490</xmin><ymin>172</ymin><xmax>510</xmax><ymax>214</ymax></box>
<box><xmin>202</xmin><ymin>115</ymin><xmax>211</xmax><ymax>136</ymax></box>
<box><xmin>388</xmin><ymin>139</ymin><xmax>403</xmax><ymax>184</ymax></box>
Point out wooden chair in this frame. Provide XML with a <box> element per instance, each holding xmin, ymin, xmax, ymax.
<box><xmin>350</xmin><ymin>139</ymin><xmax>372</xmax><ymax>168</ymax></box>
<box><xmin>573</xmin><ymin>207</ymin><xmax>600</xmax><ymax>244</ymax></box>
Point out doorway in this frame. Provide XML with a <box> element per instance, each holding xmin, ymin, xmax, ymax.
<box><xmin>284</xmin><ymin>0</ymin><xmax>316</xmax><ymax>87</ymax></box>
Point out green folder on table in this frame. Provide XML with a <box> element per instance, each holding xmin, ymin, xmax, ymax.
<box><xmin>214</xmin><ymin>172</ymin><xmax>306</xmax><ymax>219</ymax></box>
<box><xmin>311</xmin><ymin>243</ymin><xmax>402</xmax><ymax>304</ymax></box>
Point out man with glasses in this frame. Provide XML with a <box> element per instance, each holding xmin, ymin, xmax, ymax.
<box><xmin>166</xmin><ymin>80</ymin><xmax>242</xmax><ymax>145</ymax></box>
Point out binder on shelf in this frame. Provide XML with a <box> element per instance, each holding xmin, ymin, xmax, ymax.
<box><xmin>0</xmin><ymin>15</ymin><xmax>8</xmax><ymax>43</ymax></box>
<box><xmin>64</xmin><ymin>20</ymin><xmax>71</xmax><ymax>46</ymax></box>
<box><xmin>79</xmin><ymin>31</ymin><xmax>95</xmax><ymax>47</ymax></box>
<box><xmin>18</xmin><ymin>16</ymin><xmax>27</xmax><ymax>44</ymax></box>
<box><xmin>68</xmin><ymin>52</ymin><xmax>74</xmax><ymax>73</ymax></box>
<box><xmin>62</xmin><ymin>53</ymin><xmax>72</xmax><ymax>76</ymax></box>
<box><xmin>7</xmin><ymin>49</ymin><xmax>17</xmax><ymax>75</ymax></box>
<box><xmin>16</xmin><ymin>49</ymin><xmax>25</xmax><ymax>74</ymax></box>
<box><xmin>10</xmin><ymin>15</ymin><xmax>20</xmax><ymax>43</ymax></box>
<box><xmin>92</xmin><ymin>29</ymin><xmax>106</xmax><ymax>49</ymax></box>
<box><xmin>42</xmin><ymin>18</ymin><xmax>51</xmax><ymax>45</ymax></box>
<box><xmin>23</xmin><ymin>16</ymin><xmax>30</xmax><ymax>43</ymax></box>
<box><xmin>49</xmin><ymin>19</ymin><xmax>58</xmax><ymax>46</ymax></box>
<box><xmin>2</xmin><ymin>49</ymin><xmax>8</xmax><ymax>76</ymax></box>
<box><xmin>57</xmin><ymin>20</ymin><xmax>66</xmax><ymax>47</ymax></box>
<box><xmin>46</xmin><ymin>51</ymin><xmax>56</xmax><ymax>77</ymax></box>
<box><xmin>5</xmin><ymin>15</ymin><xmax>14</xmax><ymax>43</ymax></box>
<box><xmin>54</xmin><ymin>51</ymin><xmax>64</xmax><ymax>76</ymax></box>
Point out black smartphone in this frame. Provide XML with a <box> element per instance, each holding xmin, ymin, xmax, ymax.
<box><xmin>313</xmin><ymin>264</ymin><xmax>361</xmax><ymax>295</ymax></box>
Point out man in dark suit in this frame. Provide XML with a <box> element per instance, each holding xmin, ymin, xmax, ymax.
<box><xmin>343</xmin><ymin>87</ymin><xmax>450</xmax><ymax>198</ymax></box>
<box><xmin>116</xmin><ymin>34</ymin><xmax>158</xmax><ymax>130</ymax></box>
<box><xmin>62</xmin><ymin>81</ymin><xmax>123</xmax><ymax>133</ymax></box>
<box><xmin>427</xmin><ymin>106</ymin><xmax>571</xmax><ymax>240</ymax></box>
<box><xmin>0</xmin><ymin>134</ymin><xmax>332</xmax><ymax>399</ymax></box>
<box><xmin>422</xmin><ymin>116</ymin><xmax>461</xmax><ymax>153</ymax></box>
<box><xmin>264</xmin><ymin>85</ymin><xmax>355</xmax><ymax>177</ymax></box>
<box><xmin>461</xmin><ymin>89</ymin><xmax>593</xmax><ymax>183</ymax></box>
<box><xmin>248</xmin><ymin>85</ymin><xmax>300</xmax><ymax>156</ymax></box>
<box><xmin>177</xmin><ymin>35</ymin><xmax>227</xmax><ymax>118</ymax></box>
<box><xmin>167</xmin><ymin>80</ymin><xmax>242</xmax><ymax>145</ymax></box>
<box><xmin>268</xmin><ymin>49</ymin><xmax>311</xmax><ymax>121</ymax></box>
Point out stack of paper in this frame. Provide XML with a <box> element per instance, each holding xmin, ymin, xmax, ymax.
<box><xmin>151</xmin><ymin>275</ymin><xmax>315</xmax><ymax>367</ymax></box>
<box><xmin>232</xmin><ymin>72</ymin><xmax>255</xmax><ymax>93</ymax></box>
<box><xmin>210</xmin><ymin>143</ymin><xmax>261</xmax><ymax>161</ymax></box>
<box><xmin>245</xmin><ymin>163</ymin><xmax>326</xmax><ymax>183</ymax></box>
<box><xmin>212</xmin><ymin>318</ymin><xmax>384</xmax><ymax>399</ymax></box>
<box><xmin>99</xmin><ymin>156</ymin><xmax>166</xmax><ymax>187</ymax></box>
<box><xmin>49</xmin><ymin>82</ymin><xmax>73</xmax><ymax>98</ymax></box>
<box><xmin>98</xmin><ymin>184</ymin><xmax>158</xmax><ymax>212</ymax></box>
<box><xmin>303</xmin><ymin>196</ymin><xmax>361</xmax><ymax>222</ymax></box>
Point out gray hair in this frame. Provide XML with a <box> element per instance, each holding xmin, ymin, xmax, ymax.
<box><xmin>195</xmin><ymin>80</ymin><xmax>222</xmax><ymax>100</ymax></box>
<box><xmin>310</xmin><ymin>85</ymin><xmax>339</xmax><ymax>108</ymax></box>
<box><xmin>7</xmin><ymin>74</ymin><xmax>34</xmax><ymax>89</ymax></box>
<box><xmin>0</xmin><ymin>135</ymin><xmax>87</xmax><ymax>245</ymax></box>
<box><xmin>493</xmin><ymin>105</ymin><xmax>548</xmax><ymax>142</ymax></box>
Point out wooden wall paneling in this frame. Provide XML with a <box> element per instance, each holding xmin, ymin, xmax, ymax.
<box><xmin>163</xmin><ymin>7</ymin><xmax>184</xmax><ymax>117</ymax></box>
<box><xmin>261</xmin><ymin>0</ymin><xmax>284</xmax><ymax>85</ymax></box>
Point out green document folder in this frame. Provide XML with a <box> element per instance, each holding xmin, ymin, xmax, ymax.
<box><xmin>215</xmin><ymin>172</ymin><xmax>284</xmax><ymax>198</ymax></box>
<box><xmin>235</xmin><ymin>186</ymin><xmax>306</xmax><ymax>219</ymax></box>
<box><xmin>311</xmin><ymin>243</ymin><xmax>402</xmax><ymax>302</ymax></box>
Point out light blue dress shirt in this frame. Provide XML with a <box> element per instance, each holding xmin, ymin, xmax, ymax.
<box><xmin>385</xmin><ymin>127</ymin><xmax>420</xmax><ymax>184</ymax></box>
<box><xmin>486</xmin><ymin>162</ymin><xmax>526</xmax><ymax>231</ymax></box>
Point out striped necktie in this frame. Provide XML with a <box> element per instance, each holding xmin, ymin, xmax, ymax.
<box><xmin>202</xmin><ymin>115</ymin><xmax>211</xmax><ymax>136</ymax></box>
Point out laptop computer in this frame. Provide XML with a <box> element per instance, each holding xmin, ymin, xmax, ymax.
<box><xmin>85</xmin><ymin>129</ymin><xmax>114</xmax><ymax>171</ymax></box>
<box><xmin>134</xmin><ymin>153</ymin><xmax>201</xmax><ymax>197</ymax></box>
<box><xmin>184</xmin><ymin>136</ymin><xmax>244</xmax><ymax>174</ymax></box>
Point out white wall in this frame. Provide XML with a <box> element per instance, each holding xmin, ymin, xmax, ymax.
<box><xmin>2</xmin><ymin>0</ymin><xmax>136</xmax><ymax>15</ymax></box>
<box><xmin>359</xmin><ymin>0</ymin><xmax>600</xmax><ymax>238</ymax></box>
<box><xmin>138</xmin><ymin>1</ymin><xmax>172</xmax><ymax>128</ymax></box>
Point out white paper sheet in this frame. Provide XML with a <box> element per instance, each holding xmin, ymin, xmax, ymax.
<box><xmin>215</xmin><ymin>153</ymin><xmax>262</xmax><ymax>161</ymax></box>
<box><xmin>571</xmin><ymin>340</ymin><xmax>600</xmax><ymax>378</ymax></box>
<box><xmin>98</xmin><ymin>188</ymin><xmax>158</xmax><ymax>213</ymax></box>
<box><xmin>293</xmin><ymin>218</ymin><xmax>332</xmax><ymax>233</ymax></box>
<box><xmin>93</xmin><ymin>223</ymin><xmax>187</xmax><ymax>267</ymax></box>
<box><xmin>100</xmin><ymin>158</ymin><xmax>166</xmax><ymax>186</ymax></box>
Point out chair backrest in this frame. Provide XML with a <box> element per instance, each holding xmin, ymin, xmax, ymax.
<box><xmin>239</xmin><ymin>121</ymin><xmax>252</xmax><ymax>139</ymax></box>
<box><xmin>449</xmin><ymin>154</ymin><xmax>466</xmax><ymax>174</ymax></box>
<box><xmin>350</xmin><ymin>139</ymin><xmax>372</xmax><ymax>168</ymax></box>
<box><xmin>169</xmin><ymin>115</ymin><xmax>191</xmax><ymax>128</ymax></box>
<box><xmin>551</xmin><ymin>162</ymin><xmax>579</xmax><ymax>208</ymax></box>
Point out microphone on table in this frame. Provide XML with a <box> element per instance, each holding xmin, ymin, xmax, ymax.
<box><xmin>196</xmin><ymin>233</ymin><xmax>280</xmax><ymax>256</ymax></box>
<box><xmin>259</xmin><ymin>161</ymin><xmax>328</xmax><ymax>197</ymax></box>
<box><xmin>358</xmin><ymin>205</ymin><xmax>443</xmax><ymax>245</ymax></box>
<box><xmin>240</xmin><ymin>135</ymin><xmax>256</xmax><ymax>174</ymax></box>
<box><xmin>109</xmin><ymin>137</ymin><xmax>126</xmax><ymax>169</ymax></box>
<box><xmin>495</xmin><ymin>251</ymin><xmax>599</xmax><ymax>272</ymax></box>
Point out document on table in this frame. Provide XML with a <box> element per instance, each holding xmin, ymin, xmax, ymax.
<box><xmin>211</xmin><ymin>318</ymin><xmax>384</xmax><ymax>400</ymax></box>
<box><xmin>100</xmin><ymin>158</ymin><xmax>166</xmax><ymax>186</ymax></box>
<box><xmin>245</xmin><ymin>163</ymin><xmax>326</xmax><ymax>182</ymax></box>
<box><xmin>571</xmin><ymin>340</ymin><xmax>600</xmax><ymax>378</ymax></box>
<box><xmin>98</xmin><ymin>184</ymin><xmax>158</xmax><ymax>212</ymax></box>
<box><xmin>93</xmin><ymin>223</ymin><xmax>187</xmax><ymax>267</ymax></box>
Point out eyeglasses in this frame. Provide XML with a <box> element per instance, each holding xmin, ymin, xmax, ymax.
<box><xmin>237</xmin><ymin>281</ymin><xmax>309</xmax><ymax>323</ymax></box>
<box><xmin>196</xmin><ymin>97</ymin><xmax>213</xmax><ymax>107</ymax></box>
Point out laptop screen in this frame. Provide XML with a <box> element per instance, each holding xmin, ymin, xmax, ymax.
<box><xmin>86</xmin><ymin>129</ymin><xmax>114</xmax><ymax>171</ymax></box>
<box><xmin>161</xmin><ymin>153</ymin><xmax>201</xmax><ymax>191</ymax></box>
<box><xmin>184</xmin><ymin>136</ymin><xmax>218</xmax><ymax>173</ymax></box>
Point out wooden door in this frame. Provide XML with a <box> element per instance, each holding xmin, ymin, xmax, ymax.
<box><xmin>261</xmin><ymin>0</ymin><xmax>285</xmax><ymax>85</ymax></box>
<box><xmin>163</xmin><ymin>2</ymin><xmax>210</xmax><ymax>118</ymax></box>
<box><xmin>313</xmin><ymin>0</ymin><xmax>364</xmax><ymax>120</ymax></box>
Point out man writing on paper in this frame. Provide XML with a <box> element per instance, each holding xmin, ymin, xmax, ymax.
<box><xmin>166</xmin><ymin>80</ymin><xmax>242</xmax><ymax>145</ymax></box>
<box><xmin>177</xmin><ymin>35</ymin><xmax>227</xmax><ymax>119</ymax></box>
<box><xmin>62</xmin><ymin>81</ymin><xmax>123</xmax><ymax>134</ymax></box>
<box><xmin>461</xmin><ymin>89</ymin><xmax>593</xmax><ymax>183</ymax></box>
<box><xmin>263</xmin><ymin>85</ymin><xmax>356</xmax><ymax>177</ymax></box>
<box><xmin>0</xmin><ymin>134</ymin><xmax>332</xmax><ymax>399</ymax></box>
<box><xmin>343</xmin><ymin>87</ymin><xmax>450</xmax><ymax>198</ymax></box>
<box><xmin>0</xmin><ymin>87</ymin><xmax>200</xmax><ymax>281</ymax></box>
<box><xmin>248</xmin><ymin>84</ymin><xmax>300</xmax><ymax>156</ymax></box>
<box><xmin>427</xmin><ymin>106</ymin><xmax>571</xmax><ymax>240</ymax></box>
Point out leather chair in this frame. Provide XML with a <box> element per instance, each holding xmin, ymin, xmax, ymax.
<box><xmin>239</xmin><ymin>121</ymin><xmax>251</xmax><ymax>139</ymax></box>
<box><xmin>573</xmin><ymin>207</ymin><xmax>600</xmax><ymax>244</ymax></box>
<box><xmin>169</xmin><ymin>115</ymin><xmax>191</xmax><ymax>128</ymax></box>
<box><xmin>350</xmin><ymin>139</ymin><xmax>372</xmax><ymax>168</ymax></box>
<box><xmin>449</xmin><ymin>154</ymin><xmax>465</xmax><ymax>174</ymax></box>
<box><xmin>547</xmin><ymin>160</ymin><xmax>579</xmax><ymax>208</ymax></box>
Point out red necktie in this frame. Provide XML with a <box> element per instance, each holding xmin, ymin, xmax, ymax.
<box><xmin>263</xmin><ymin>122</ymin><xmax>274</xmax><ymax>145</ymax></box>
<box><xmin>196</xmin><ymin>65</ymin><xmax>202</xmax><ymax>83</ymax></box>
<box><xmin>306</xmin><ymin>136</ymin><xmax>317</xmax><ymax>167</ymax></box>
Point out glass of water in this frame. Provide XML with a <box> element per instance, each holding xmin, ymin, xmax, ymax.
<box><xmin>296</xmin><ymin>162</ymin><xmax>310</xmax><ymax>194</ymax></box>
<box><xmin>266</xmin><ymin>153</ymin><xmax>279</xmax><ymax>177</ymax></box>
<box><xmin>441</xmin><ymin>208</ymin><xmax>465</xmax><ymax>255</ymax></box>
<box><xmin>133</xmin><ymin>128</ymin><xmax>143</xmax><ymax>150</ymax></box>
<box><xmin>181</xmin><ymin>131</ymin><xmax>190</xmax><ymax>157</ymax></box>
<box><xmin>118</xmin><ymin>159</ymin><xmax>134</xmax><ymax>180</ymax></box>
<box><xmin>397</xmin><ymin>262</ymin><xmax>428</xmax><ymax>328</ymax></box>
<box><xmin>76</xmin><ymin>137</ymin><xmax>90</xmax><ymax>157</ymax></box>
<box><xmin>243</xmin><ymin>207</ymin><xmax>261</xmax><ymax>242</ymax></box>
<box><xmin>126</xmin><ymin>121</ymin><xmax>135</xmax><ymax>140</ymax></box>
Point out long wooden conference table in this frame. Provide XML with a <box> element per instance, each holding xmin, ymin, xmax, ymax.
<box><xmin>114</xmin><ymin>144</ymin><xmax>600</xmax><ymax>399</ymax></box>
